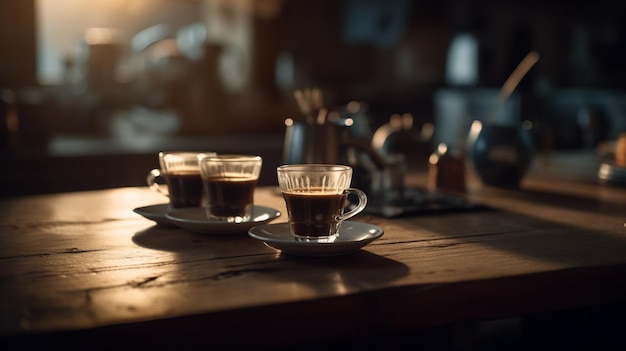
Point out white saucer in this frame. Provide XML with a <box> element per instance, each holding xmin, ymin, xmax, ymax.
<box><xmin>165</xmin><ymin>205</ymin><xmax>281</xmax><ymax>234</ymax></box>
<box><xmin>248</xmin><ymin>221</ymin><xmax>384</xmax><ymax>257</ymax></box>
<box><xmin>133</xmin><ymin>204</ymin><xmax>172</xmax><ymax>226</ymax></box>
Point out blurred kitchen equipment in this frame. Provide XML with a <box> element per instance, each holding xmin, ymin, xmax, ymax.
<box><xmin>463</xmin><ymin>51</ymin><xmax>539</xmax><ymax>188</ymax></box>
<box><xmin>353</xmin><ymin>152</ymin><xmax>406</xmax><ymax>203</ymax></box>
<box><xmin>466</xmin><ymin>120</ymin><xmax>534</xmax><ymax>187</ymax></box>
<box><xmin>428</xmin><ymin>143</ymin><xmax>466</xmax><ymax>193</ymax></box>
<box><xmin>285</xmin><ymin>88</ymin><xmax>398</xmax><ymax>202</ymax></box>
<box><xmin>81</xmin><ymin>28</ymin><xmax>122</xmax><ymax>90</ymax></box>
<box><xmin>284</xmin><ymin>89</ymin><xmax>485</xmax><ymax>215</ymax></box>
<box><xmin>433</xmin><ymin>51</ymin><xmax>539</xmax><ymax>149</ymax></box>
<box><xmin>433</xmin><ymin>88</ymin><xmax>520</xmax><ymax>149</ymax></box>
<box><xmin>292</xmin><ymin>87</ymin><xmax>326</xmax><ymax>125</ymax></box>
<box><xmin>282</xmin><ymin>117</ymin><xmax>386</xmax><ymax>168</ymax></box>
<box><xmin>371</xmin><ymin>113</ymin><xmax>427</xmax><ymax>150</ymax></box>
<box><xmin>485</xmin><ymin>51</ymin><xmax>539</xmax><ymax>124</ymax></box>
<box><xmin>287</xmin><ymin>88</ymin><xmax>385</xmax><ymax>165</ymax></box>
<box><xmin>334</xmin><ymin>100</ymin><xmax>375</xmax><ymax>141</ymax></box>
<box><xmin>283</xmin><ymin>115</ymin><xmax>403</xmax><ymax>206</ymax></box>
<box><xmin>598</xmin><ymin>131</ymin><xmax>626</xmax><ymax>187</ymax></box>
<box><xmin>598</xmin><ymin>162</ymin><xmax>626</xmax><ymax>187</ymax></box>
<box><xmin>371</xmin><ymin>113</ymin><xmax>434</xmax><ymax>157</ymax></box>
<box><xmin>363</xmin><ymin>145</ymin><xmax>485</xmax><ymax>217</ymax></box>
<box><xmin>176</xmin><ymin>22</ymin><xmax>208</xmax><ymax>62</ymax></box>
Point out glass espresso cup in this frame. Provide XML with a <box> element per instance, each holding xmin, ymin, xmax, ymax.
<box><xmin>147</xmin><ymin>151</ymin><xmax>216</xmax><ymax>208</ymax></box>
<box><xmin>277</xmin><ymin>164</ymin><xmax>368</xmax><ymax>242</ymax></box>
<box><xmin>198</xmin><ymin>154</ymin><xmax>263</xmax><ymax>223</ymax></box>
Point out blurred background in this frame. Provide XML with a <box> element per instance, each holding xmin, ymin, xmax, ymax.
<box><xmin>1</xmin><ymin>0</ymin><xmax>625</xmax><ymax>196</ymax></box>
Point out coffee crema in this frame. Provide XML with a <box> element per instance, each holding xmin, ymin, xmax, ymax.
<box><xmin>204</xmin><ymin>177</ymin><xmax>257</xmax><ymax>217</ymax></box>
<box><xmin>282</xmin><ymin>189</ymin><xmax>347</xmax><ymax>237</ymax></box>
<box><xmin>165</xmin><ymin>171</ymin><xmax>204</xmax><ymax>208</ymax></box>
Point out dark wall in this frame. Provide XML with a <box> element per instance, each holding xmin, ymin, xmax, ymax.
<box><xmin>0</xmin><ymin>0</ymin><xmax>37</xmax><ymax>89</ymax></box>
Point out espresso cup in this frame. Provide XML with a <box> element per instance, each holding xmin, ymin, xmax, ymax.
<box><xmin>147</xmin><ymin>151</ymin><xmax>216</xmax><ymax>208</ymax></box>
<box><xmin>277</xmin><ymin>164</ymin><xmax>368</xmax><ymax>242</ymax></box>
<box><xmin>198</xmin><ymin>154</ymin><xmax>263</xmax><ymax>223</ymax></box>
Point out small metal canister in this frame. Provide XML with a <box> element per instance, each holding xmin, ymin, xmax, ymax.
<box><xmin>428</xmin><ymin>143</ymin><xmax>466</xmax><ymax>193</ymax></box>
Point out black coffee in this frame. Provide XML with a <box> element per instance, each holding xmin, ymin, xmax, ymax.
<box><xmin>165</xmin><ymin>171</ymin><xmax>204</xmax><ymax>208</ymax></box>
<box><xmin>282</xmin><ymin>189</ymin><xmax>347</xmax><ymax>237</ymax></box>
<box><xmin>204</xmin><ymin>177</ymin><xmax>257</xmax><ymax>217</ymax></box>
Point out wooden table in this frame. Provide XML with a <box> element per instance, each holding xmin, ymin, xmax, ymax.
<box><xmin>1</xmin><ymin>156</ymin><xmax>626</xmax><ymax>350</ymax></box>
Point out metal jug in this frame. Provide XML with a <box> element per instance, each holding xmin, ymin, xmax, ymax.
<box><xmin>466</xmin><ymin>120</ymin><xmax>534</xmax><ymax>187</ymax></box>
<box><xmin>283</xmin><ymin>117</ymin><xmax>404</xmax><ymax>201</ymax></box>
<box><xmin>283</xmin><ymin>117</ymin><xmax>386</xmax><ymax>168</ymax></box>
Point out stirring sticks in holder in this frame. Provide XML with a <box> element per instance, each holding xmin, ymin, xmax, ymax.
<box><xmin>293</xmin><ymin>88</ymin><xmax>328</xmax><ymax>125</ymax></box>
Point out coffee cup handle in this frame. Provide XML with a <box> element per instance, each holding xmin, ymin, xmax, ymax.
<box><xmin>147</xmin><ymin>169</ymin><xmax>169</xmax><ymax>197</ymax></box>
<box><xmin>337</xmin><ymin>188</ymin><xmax>368</xmax><ymax>222</ymax></box>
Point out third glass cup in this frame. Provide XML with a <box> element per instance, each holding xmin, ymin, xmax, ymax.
<box><xmin>276</xmin><ymin>164</ymin><xmax>368</xmax><ymax>242</ymax></box>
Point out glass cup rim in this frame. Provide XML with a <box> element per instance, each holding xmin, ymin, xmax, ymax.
<box><xmin>198</xmin><ymin>154</ymin><xmax>262</xmax><ymax>162</ymax></box>
<box><xmin>160</xmin><ymin>151</ymin><xmax>216</xmax><ymax>159</ymax></box>
<box><xmin>277</xmin><ymin>164</ymin><xmax>352</xmax><ymax>173</ymax></box>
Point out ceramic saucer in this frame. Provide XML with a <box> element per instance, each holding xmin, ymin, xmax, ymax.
<box><xmin>133</xmin><ymin>204</ymin><xmax>173</xmax><ymax>226</ymax></box>
<box><xmin>166</xmin><ymin>205</ymin><xmax>281</xmax><ymax>234</ymax></box>
<box><xmin>248</xmin><ymin>221</ymin><xmax>384</xmax><ymax>257</ymax></box>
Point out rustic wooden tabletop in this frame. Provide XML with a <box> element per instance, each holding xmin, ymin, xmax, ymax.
<box><xmin>1</xmin><ymin>152</ymin><xmax>626</xmax><ymax>350</ymax></box>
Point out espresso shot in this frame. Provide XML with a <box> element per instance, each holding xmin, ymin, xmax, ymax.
<box><xmin>282</xmin><ymin>190</ymin><xmax>347</xmax><ymax>237</ymax></box>
<box><xmin>203</xmin><ymin>177</ymin><xmax>257</xmax><ymax>218</ymax></box>
<box><xmin>165</xmin><ymin>171</ymin><xmax>204</xmax><ymax>208</ymax></box>
<box><xmin>146</xmin><ymin>151</ymin><xmax>216</xmax><ymax>209</ymax></box>
<box><xmin>198</xmin><ymin>154</ymin><xmax>263</xmax><ymax>222</ymax></box>
<box><xmin>277</xmin><ymin>164</ymin><xmax>368</xmax><ymax>242</ymax></box>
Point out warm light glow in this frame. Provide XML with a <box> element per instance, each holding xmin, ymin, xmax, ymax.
<box><xmin>253</xmin><ymin>213</ymin><xmax>270</xmax><ymax>221</ymax></box>
<box><xmin>85</xmin><ymin>28</ymin><xmax>118</xmax><ymax>45</ymax></box>
<box><xmin>346</xmin><ymin>100</ymin><xmax>361</xmax><ymax>114</ymax></box>
<box><xmin>36</xmin><ymin>0</ymin><xmax>201</xmax><ymax>85</ymax></box>
<box><xmin>331</xmin><ymin>272</ymin><xmax>348</xmax><ymax>295</ymax></box>
<box><xmin>470</xmin><ymin>120</ymin><xmax>483</xmax><ymax>135</ymax></box>
<box><xmin>401</xmin><ymin>113</ymin><xmax>413</xmax><ymax>129</ymax></box>
<box><xmin>389</xmin><ymin>114</ymin><xmax>402</xmax><ymax>129</ymax></box>
<box><xmin>429</xmin><ymin>153</ymin><xmax>439</xmax><ymax>165</ymax></box>
<box><xmin>437</xmin><ymin>143</ymin><xmax>448</xmax><ymax>154</ymax></box>
<box><xmin>421</xmin><ymin>122</ymin><xmax>434</xmax><ymax>140</ymax></box>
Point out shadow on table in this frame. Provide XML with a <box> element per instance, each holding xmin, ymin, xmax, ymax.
<box><xmin>263</xmin><ymin>250</ymin><xmax>410</xmax><ymax>295</ymax></box>
<box><xmin>131</xmin><ymin>225</ymin><xmax>260</xmax><ymax>253</ymax></box>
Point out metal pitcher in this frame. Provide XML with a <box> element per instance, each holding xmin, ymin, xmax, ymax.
<box><xmin>283</xmin><ymin>117</ymin><xmax>386</xmax><ymax>168</ymax></box>
<box><xmin>283</xmin><ymin>117</ymin><xmax>406</xmax><ymax>202</ymax></box>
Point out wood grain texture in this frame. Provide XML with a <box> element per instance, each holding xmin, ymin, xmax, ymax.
<box><xmin>1</xmin><ymin>163</ymin><xmax>626</xmax><ymax>349</ymax></box>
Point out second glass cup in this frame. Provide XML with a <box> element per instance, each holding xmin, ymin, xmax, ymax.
<box><xmin>198</xmin><ymin>154</ymin><xmax>263</xmax><ymax>223</ymax></box>
<box><xmin>277</xmin><ymin>164</ymin><xmax>368</xmax><ymax>242</ymax></box>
